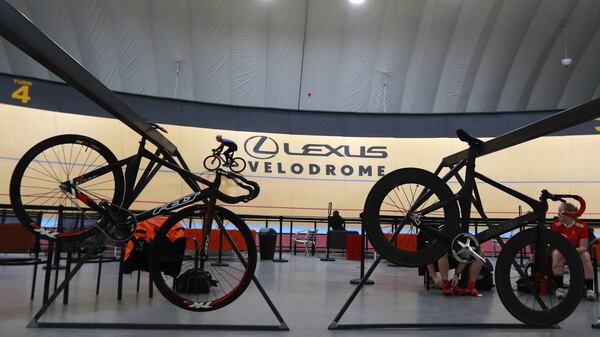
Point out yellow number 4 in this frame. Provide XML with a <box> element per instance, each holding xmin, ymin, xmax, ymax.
<box><xmin>11</xmin><ymin>85</ymin><xmax>31</xmax><ymax>103</ymax></box>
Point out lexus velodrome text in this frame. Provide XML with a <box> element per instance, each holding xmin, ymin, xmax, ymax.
<box><xmin>243</xmin><ymin>135</ymin><xmax>388</xmax><ymax>177</ymax></box>
<box><xmin>247</xmin><ymin>161</ymin><xmax>386</xmax><ymax>177</ymax></box>
<box><xmin>243</xmin><ymin>136</ymin><xmax>388</xmax><ymax>159</ymax></box>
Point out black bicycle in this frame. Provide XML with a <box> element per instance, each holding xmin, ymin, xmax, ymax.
<box><xmin>203</xmin><ymin>149</ymin><xmax>246</xmax><ymax>173</ymax></box>
<box><xmin>363</xmin><ymin>129</ymin><xmax>584</xmax><ymax>326</ymax></box>
<box><xmin>10</xmin><ymin>124</ymin><xmax>259</xmax><ymax>311</ymax></box>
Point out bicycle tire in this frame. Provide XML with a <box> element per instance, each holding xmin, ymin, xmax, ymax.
<box><xmin>495</xmin><ymin>228</ymin><xmax>583</xmax><ymax>326</ymax></box>
<box><xmin>363</xmin><ymin>167</ymin><xmax>459</xmax><ymax>267</ymax></box>
<box><xmin>10</xmin><ymin>134</ymin><xmax>125</xmax><ymax>241</ymax></box>
<box><xmin>149</xmin><ymin>205</ymin><xmax>257</xmax><ymax>311</ymax></box>
<box><xmin>229</xmin><ymin>157</ymin><xmax>246</xmax><ymax>173</ymax></box>
<box><xmin>203</xmin><ymin>155</ymin><xmax>221</xmax><ymax>171</ymax></box>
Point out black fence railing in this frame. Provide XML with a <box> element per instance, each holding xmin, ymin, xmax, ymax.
<box><xmin>2</xmin><ymin>204</ymin><xmax>600</xmax><ymax>254</ymax></box>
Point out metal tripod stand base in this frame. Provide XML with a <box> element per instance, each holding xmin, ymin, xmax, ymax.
<box><xmin>350</xmin><ymin>278</ymin><xmax>374</xmax><ymax>285</ymax></box>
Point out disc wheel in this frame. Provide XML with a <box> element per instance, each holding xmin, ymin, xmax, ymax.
<box><xmin>203</xmin><ymin>155</ymin><xmax>222</xmax><ymax>171</ymax></box>
<box><xmin>10</xmin><ymin>134</ymin><xmax>124</xmax><ymax>241</ymax></box>
<box><xmin>495</xmin><ymin>228</ymin><xmax>583</xmax><ymax>326</ymax></box>
<box><xmin>229</xmin><ymin>157</ymin><xmax>246</xmax><ymax>173</ymax></box>
<box><xmin>150</xmin><ymin>205</ymin><xmax>257</xmax><ymax>311</ymax></box>
<box><xmin>363</xmin><ymin>167</ymin><xmax>460</xmax><ymax>267</ymax></box>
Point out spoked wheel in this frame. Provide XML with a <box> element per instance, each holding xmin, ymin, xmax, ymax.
<box><xmin>149</xmin><ymin>205</ymin><xmax>257</xmax><ymax>311</ymax></box>
<box><xmin>203</xmin><ymin>155</ymin><xmax>222</xmax><ymax>171</ymax></box>
<box><xmin>363</xmin><ymin>168</ymin><xmax>460</xmax><ymax>267</ymax></box>
<box><xmin>495</xmin><ymin>228</ymin><xmax>583</xmax><ymax>326</ymax></box>
<box><xmin>10</xmin><ymin>134</ymin><xmax>124</xmax><ymax>241</ymax></box>
<box><xmin>229</xmin><ymin>157</ymin><xmax>246</xmax><ymax>173</ymax></box>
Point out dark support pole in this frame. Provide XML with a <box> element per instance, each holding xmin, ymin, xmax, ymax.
<box><xmin>53</xmin><ymin>207</ymin><xmax>64</xmax><ymax>292</ymax></box>
<box><xmin>289</xmin><ymin>220</ymin><xmax>293</xmax><ymax>252</ymax></box>
<box><xmin>42</xmin><ymin>241</ymin><xmax>54</xmax><ymax>303</ymax></box>
<box><xmin>136</xmin><ymin>270</ymin><xmax>141</xmax><ymax>293</ymax></box>
<box><xmin>117</xmin><ymin>243</ymin><xmax>124</xmax><ymax>301</ymax></box>
<box><xmin>63</xmin><ymin>250</ymin><xmax>72</xmax><ymax>305</ymax></box>
<box><xmin>321</xmin><ymin>226</ymin><xmax>336</xmax><ymax>262</ymax></box>
<box><xmin>53</xmin><ymin>246</ymin><xmax>60</xmax><ymax>291</ymax></box>
<box><xmin>31</xmin><ymin>237</ymin><xmax>40</xmax><ymax>300</ymax></box>
<box><xmin>313</xmin><ymin>220</ymin><xmax>317</xmax><ymax>256</ymax></box>
<box><xmin>96</xmin><ymin>250</ymin><xmax>102</xmax><ymax>295</ymax></box>
<box><xmin>211</xmin><ymin>227</ymin><xmax>229</xmax><ymax>267</ymax></box>
<box><xmin>351</xmin><ymin>216</ymin><xmax>374</xmax><ymax>285</ymax></box>
<box><xmin>273</xmin><ymin>216</ymin><xmax>287</xmax><ymax>263</ymax></box>
<box><xmin>148</xmin><ymin>274</ymin><xmax>153</xmax><ymax>298</ymax></box>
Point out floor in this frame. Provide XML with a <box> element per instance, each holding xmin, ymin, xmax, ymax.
<box><xmin>0</xmin><ymin>253</ymin><xmax>599</xmax><ymax>337</ymax></box>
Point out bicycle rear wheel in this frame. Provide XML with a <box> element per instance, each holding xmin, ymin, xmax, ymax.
<box><xmin>229</xmin><ymin>157</ymin><xmax>246</xmax><ymax>173</ymax></box>
<box><xmin>495</xmin><ymin>228</ymin><xmax>583</xmax><ymax>326</ymax></box>
<box><xmin>10</xmin><ymin>134</ymin><xmax>124</xmax><ymax>241</ymax></box>
<box><xmin>149</xmin><ymin>205</ymin><xmax>257</xmax><ymax>311</ymax></box>
<box><xmin>203</xmin><ymin>155</ymin><xmax>222</xmax><ymax>171</ymax></box>
<box><xmin>363</xmin><ymin>167</ymin><xmax>459</xmax><ymax>267</ymax></box>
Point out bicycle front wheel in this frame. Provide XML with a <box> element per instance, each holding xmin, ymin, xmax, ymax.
<box><xmin>363</xmin><ymin>167</ymin><xmax>459</xmax><ymax>267</ymax></box>
<box><xmin>203</xmin><ymin>155</ymin><xmax>222</xmax><ymax>171</ymax></box>
<box><xmin>10</xmin><ymin>134</ymin><xmax>125</xmax><ymax>241</ymax></box>
<box><xmin>229</xmin><ymin>157</ymin><xmax>246</xmax><ymax>173</ymax></box>
<box><xmin>149</xmin><ymin>205</ymin><xmax>257</xmax><ymax>311</ymax></box>
<box><xmin>495</xmin><ymin>228</ymin><xmax>583</xmax><ymax>326</ymax></box>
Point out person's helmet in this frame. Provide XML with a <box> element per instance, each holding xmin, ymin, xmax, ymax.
<box><xmin>216</xmin><ymin>134</ymin><xmax>222</xmax><ymax>141</ymax></box>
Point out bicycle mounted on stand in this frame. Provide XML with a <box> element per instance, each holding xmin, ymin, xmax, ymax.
<box><xmin>363</xmin><ymin>129</ymin><xmax>584</xmax><ymax>327</ymax></box>
<box><xmin>10</xmin><ymin>122</ymin><xmax>260</xmax><ymax>311</ymax></box>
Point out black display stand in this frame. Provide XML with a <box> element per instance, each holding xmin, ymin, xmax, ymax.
<box><xmin>0</xmin><ymin>1</ymin><xmax>288</xmax><ymax>331</ymax></box>
<box><xmin>28</xmin><ymin>240</ymin><xmax>288</xmax><ymax>331</ymax></box>
<box><xmin>328</xmin><ymin>252</ymin><xmax>558</xmax><ymax>330</ymax></box>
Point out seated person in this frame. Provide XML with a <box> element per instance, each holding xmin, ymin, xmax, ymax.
<box><xmin>552</xmin><ymin>202</ymin><xmax>596</xmax><ymax>301</ymax></box>
<box><xmin>427</xmin><ymin>253</ymin><xmax>484</xmax><ymax>297</ymax></box>
<box><xmin>328</xmin><ymin>210</ymin><xmax>346</xmax><ymax>231</ymax></box>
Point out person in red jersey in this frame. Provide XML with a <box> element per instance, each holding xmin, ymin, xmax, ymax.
<box><xmin>552</xmin><ymin>202</ymin><xmax>595</xmax><ymax>301</ymax></box>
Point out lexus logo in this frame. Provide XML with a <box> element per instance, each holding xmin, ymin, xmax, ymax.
<box><xmin>244</xmin><ymin>136</ymin><xmax>279</xmax><ymax>159</ymax></box>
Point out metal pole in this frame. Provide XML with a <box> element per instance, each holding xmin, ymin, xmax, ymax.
<box><xmin>211</xmin><ymin>226</ymin><xmax>229</xmax><ymax>267</ymax></box>
<box><xmin>63</xmin><ymin>250</ymin><xmax>72</xmax><ymax>305</ymax></box>
<box><xmin>273</xmin><ymin>216</ymin><xmax>288</xmax><ymax>263</ymax></box>
<box><xmin>321</xmin><ymin>220</ymin><xmax>335</xmax><ymax>261</ymax></box>
<box><xmin>351</xmin><ymin>216</ymin><xmax>374</xmax><ymax>285</ymax></box>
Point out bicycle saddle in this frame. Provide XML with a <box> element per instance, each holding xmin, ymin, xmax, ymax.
<box><xmin>456</xmin><ymin>129</ymin><xmax>483</xmax><ymax>146</ymax></box>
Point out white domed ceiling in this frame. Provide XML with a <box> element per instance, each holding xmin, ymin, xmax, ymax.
<box><xmin>1</xmin><ymin>0</ymin><xmax>599</xmax><ymax>113</ymax></box>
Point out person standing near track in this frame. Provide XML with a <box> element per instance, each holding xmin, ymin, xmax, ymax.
<box><xmin>214</xmin><ymin>135</ymin><xmax>237</xmax><ymax>166</ymax></box>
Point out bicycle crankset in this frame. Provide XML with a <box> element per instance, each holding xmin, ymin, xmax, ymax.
<box><xmin>97</xmin><ymin>201</ymin><xmax>137</xmax><ymax>241</ymax></box>
<box><xmin>450</xmin><ymin>232</ymin><xmax>485</xmax><ymax>264</ymax></box>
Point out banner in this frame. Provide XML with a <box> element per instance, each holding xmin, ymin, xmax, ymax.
<box><xmin>2</xmin><ymin>103</ymin><xmax>600</xmax><ymax>219</ymax></box>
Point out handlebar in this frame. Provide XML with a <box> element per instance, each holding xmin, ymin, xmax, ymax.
<box><xmin>215</xmin><ymin>170</ymin><xmax>260</xmax><ymax>204</ymax></box>
<box><xmin>541</xmin><ymin>190</ymin><xmax>586</xmax><ymax>218</ymax></box>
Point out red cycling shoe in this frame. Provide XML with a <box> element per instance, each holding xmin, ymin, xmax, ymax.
<box><xmin>442</xmin><ymin>280</ymin><xmax>452</xmax><ymax>296</ymax></box>
<box><xmin>465</xmin><ymin>281</ymin><xmax>482</xmax><ymax>297</ymax></box>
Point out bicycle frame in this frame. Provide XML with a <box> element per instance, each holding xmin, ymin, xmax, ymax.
<box><xmin>60</xmin><ymin>135</ymin><xmax>258</xmax><ymax>260</ymax></box>
<box><xmin>403</xmin><ymin>144</ymin><xmax>550</xmax><ymax>248</ymax></box>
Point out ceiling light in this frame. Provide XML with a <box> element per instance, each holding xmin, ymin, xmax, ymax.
<box><xmin>349</xmin><ymin>0</ymin><xmax>365</xmax><ymax>5</ymax></box>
